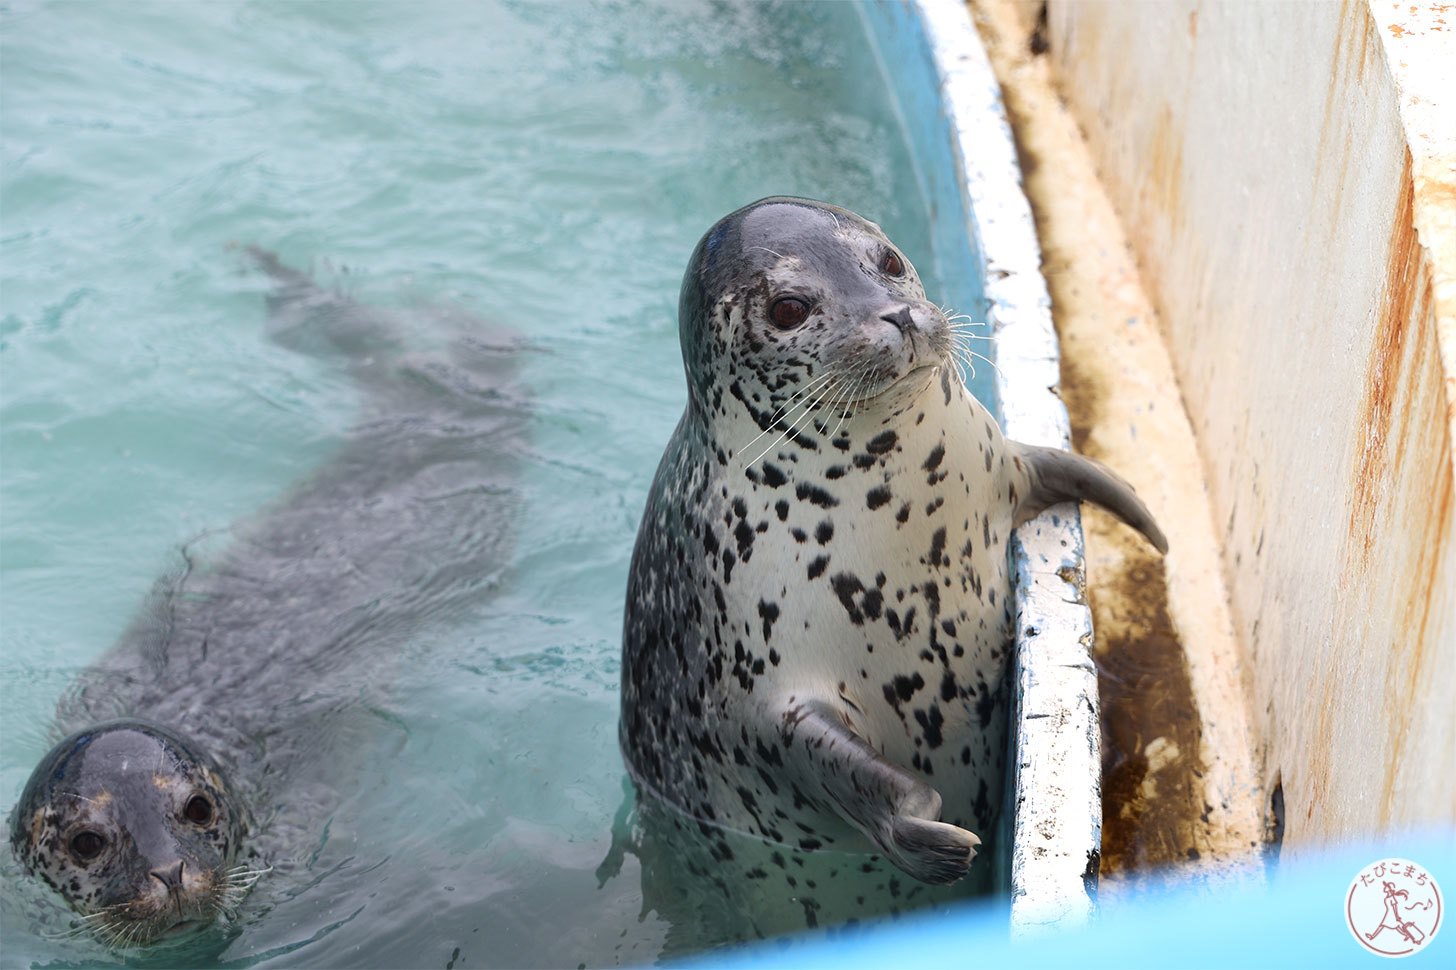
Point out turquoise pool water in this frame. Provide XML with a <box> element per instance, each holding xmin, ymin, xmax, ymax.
<box><xmin>1</xmin><ymin>1</ymin><xmax>991</xmax><ymax>964</ymax></box>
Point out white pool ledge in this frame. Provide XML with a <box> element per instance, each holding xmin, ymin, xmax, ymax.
<box><xmin>862</xmin><ymin>0</ymin><xmax>1101</xmax><ymax>934</ymax></box>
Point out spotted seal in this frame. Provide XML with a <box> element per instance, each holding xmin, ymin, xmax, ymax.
<box><xmin>10</xmin><ymin>720</ymin><xmax>253</xmax><ymax>948</ymax></box>
<box><xmin>9</xmin><ymin>251</ymin><xmax>524</xmax><ymax>949</ymax></box>
<box><xmin>620</xmin><ymin>198</ymin><xmax>1165</xmax><ymax>887</ymax></box>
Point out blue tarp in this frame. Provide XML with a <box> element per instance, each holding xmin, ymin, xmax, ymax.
<box><xmin>697</xmin><ymin>833</ymin><xmax>1454</xmax><ymax>969</ymax></box>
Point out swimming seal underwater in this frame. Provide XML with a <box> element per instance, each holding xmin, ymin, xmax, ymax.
<box><xmin>9</xmin><ymin>250</ymin><xmax>524</xmax><ymax>949</ymax></box>
<box><xmin>620</xmin><ymin>198</ymin><xmax>1165</xmax><ymax>889</ymax></box>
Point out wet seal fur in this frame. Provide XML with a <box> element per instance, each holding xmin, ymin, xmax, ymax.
<box><xmin>10</xmin><ymin>720</ymin><xmax>254</xmax><ymax>949</ymax></box>
<box><xmin>621</xmin><ymin>198</ymin><xmax>1165</xmax><ymax>887</ymax></box>
<box><xmin>9</xmin><ymin>251</ymin><xmax>523</xmax><ymax>950</ymax></box>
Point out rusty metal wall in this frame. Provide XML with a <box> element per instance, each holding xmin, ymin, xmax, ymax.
<box><xmin>1043</xmin><ymin>0</ymin><xmax>1455</xmax><ymax>853</ymax></box>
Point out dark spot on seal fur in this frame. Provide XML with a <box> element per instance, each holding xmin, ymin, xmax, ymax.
<box><xmin>859</xmin><ymin>587</ymin><xmax>883</xmax><ymax>621</ymax></box>
<box><xmin>881</xmin><ymin>673</ymin><xmax>926</xmax><ymax>714</ymax></box>
<box><xmin>913</xmin><ymin>705</ymin><xmax>945</xmax><ymax>748</ymax></box>
<box><xmin>829</xmin><ymin>573</ymin><xmax>866</xmax><ymax>625</ymax></box>
<box><xmin>976</xmin><ymin>685</ymin><xmax>997</xmax><ymax>728</ymax></box>
<box><xmin>734</xmin><ymin>520</ymin><xmax>755</xmax><ymax>558</ymax></box>
<box><xmin>973</xmin><ymin>779</ymin><xmax>990</xmax><ymax>827</ymax></box>
<box><xmin>866</xmin><ymin>430</ymin><xmax>897</xmax><ymax>455</ymax></box>
<box><xmin>866</xmin><ymin>486</ymin><xmax>892</xmax><ymax>510</ymax></box>
<box><xmin>795</xmin><ymin>483</ymin><xmax>838</xmax><ymax>508</ymax></box>
<box><xmin>758</xmin><ymin>600</ymin><xmax>780</xmax><ymax>642</ymax></box>
<box><xmin>928</xmin><ymin>527</ymin><xmax>947</xmax><ymax>568</ymax></box>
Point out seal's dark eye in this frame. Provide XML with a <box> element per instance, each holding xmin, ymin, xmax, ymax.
<box><xmin>70</xmin><ymin>830</ymin><xmax>105</xmax><ymax>861</ymax></box>
<box><xmin>880</xmin><ymin>251</ymin><xmax>906</xmax><ymax>277</ymax></box>
<box><xmin>769</xmin><ymin>297</ymin><xmax>810</xmax><ymax>329</ymax></box>
<box><xmin>183</xmin><ymin>794</ymin><xmax>214</xmax><ymax>825</ymax></box>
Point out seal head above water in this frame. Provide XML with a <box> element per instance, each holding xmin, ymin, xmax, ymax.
<box><xmin>9</xmin><ymin>250</ymin><xmax>524</xmax><ymax>950</ymax></box>
<box><xmin>621</xmin><ymin>197</ymin><xmax>1165</xmax><ymax>885</ymax></box>
<box><xmin>10</xmin><ymin>720</ymin><xmax>253</xmax><ymax>947</ymax></box>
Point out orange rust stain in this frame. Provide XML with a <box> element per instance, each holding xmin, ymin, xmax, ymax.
<box><xmin>1335</xmin><ymin>0</ymin><xmax>1353</xmax><ymax>71</ymax></box>
<box><xmin>1147</xmin><ymin>105</ymin><xmax>1184</xmax><ymax>230</ymax></box>
<box><xmin>1355</xmin><ymin>3</ymin><xmax>1373</xmax><ymax>84</ymax></box>
<box><xmin>1303</xmin><ymin>676</ymin><xmax>1335</xmax><ymax>835</ymax></box>
<box><xmin>1379</xmin><ymin>357</ymin><xmax>1449</xmax><ymax>827</ymax></box>
<box><xmin>1338</xmin><ymin>147</ymin><xmax>1448</xmax><ymax>829</ymax></box>
<box><xmin>1329</xmin><ymin>133</ymin><xmax>1353</xmax><ymax>230</ymax></box>
<box><xmin>1318</xmin><ymin>1</ymin><xmax>1355</xmax><ymax>170</ymax></box>
<box><xmin>1348</xmin><ymin>153</ymin><xmax>1422</xmax><ymax>566</ymax></box>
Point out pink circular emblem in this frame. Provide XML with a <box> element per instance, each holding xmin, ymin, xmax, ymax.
<box><xmin>1346</xmin><ymin>858</ymin><xmax>1443</xmax><ymax>958</ymax></box>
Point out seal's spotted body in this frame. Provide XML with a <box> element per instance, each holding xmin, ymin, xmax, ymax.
<box><xmin>622</xmin><ymin>198</ymin><xmax>1165</xmax><ymax>886</ymax></box>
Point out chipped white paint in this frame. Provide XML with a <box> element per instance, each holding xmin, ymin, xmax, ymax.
<box><xmin>863</xmin><ymin>0</ymin><xmax>1101</xmax><ymax>933</ymax></box>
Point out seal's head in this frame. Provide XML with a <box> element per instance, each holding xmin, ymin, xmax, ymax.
<box><xmin>679</xmin><ymin>197</ymin><xmax>953</xmax><ymax>441</ymax></box>
<box><xmin>9</xmin><ymin>719</ymin><xmax>255</xmax><ymax>947</ymax></box>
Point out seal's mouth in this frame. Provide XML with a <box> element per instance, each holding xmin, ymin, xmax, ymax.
<box><xmin>157</xmin><ymin>918</ymin><xmax>210</xmax><ymax>940</ymax></box>
<box><xmin>860</xmin><ymin>362</ymin><xmax>940</xmax><ymax>404</ymax></box>
<box><xmin>75</xmin><ymin>894</ymin><xmax>232</xmax><ymax>951</ymax></box>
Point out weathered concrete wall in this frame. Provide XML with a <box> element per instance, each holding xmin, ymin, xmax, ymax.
<box><xmin>971</xmin><ymin>0</ymin><xmax>1266</xmax><ymax>897</ymax></box>
<box><xmin>1043</xmin><ymin>0</ymin><xmax>1455</xmax><ymax>854</ymax></box>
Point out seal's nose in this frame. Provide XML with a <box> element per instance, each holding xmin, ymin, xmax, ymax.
<box><xmin>880</xmin><ymin>306</ymin><xmax>915</xmax><ymax>334</ymax></box>
<box><xmin>149</xmin><ymin>860</ymin><xmax>185</xmax><ymax>891</ymax></box>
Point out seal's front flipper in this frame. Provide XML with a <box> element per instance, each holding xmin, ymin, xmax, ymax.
<box><xmin>779</xmin><ymin>701</ymin><xmax>979</xmax><ymax>884</ymax></box>
<box><xmin>1012</xmin><ymin>443</ymin><xmax>1169</xmax><ymax>554</ymax></box>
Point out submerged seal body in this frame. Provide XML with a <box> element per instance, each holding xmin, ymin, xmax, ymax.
<box><xmin>621</xmin><ymin>198</ymin><xmax>1164</xmax><ymax>885</ymax></box>
<box><xmin>10</xmin><ymin>251</ymin><xmax>523</xmax><ymax>948</ymax></box>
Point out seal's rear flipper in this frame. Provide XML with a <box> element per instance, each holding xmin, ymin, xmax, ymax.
<box><xmin>1012</xmin><ymin>443</ymin><xmax>1169</xmax><ymax>554</ymax></box>
<box><xmin>241</xmin><ymin>246</ymin><xmax>403</xmax><ymax>360</ymax></box>
<box><xmin>779</xmin><ymin>701</ymin><xmax>979</xmax><ymax>885</ymax></box>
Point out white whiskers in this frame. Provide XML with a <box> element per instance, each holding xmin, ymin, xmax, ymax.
<box><xmin>827</xmin><ymin>362</ymin><xmax>874</xmax><ymax>441</ymax></box>
<box><xmin>936</xmin><ymin>305</ymin><xmax>1001</xmax><ymax>382</ymax></box>
<box><xmin>746</xmin><ymin>376</ymin><xmax>843</xmax><ymax>468</ymax></box>
<box><xmin>734</xmin><ymin>371</ymin><xmax>837</xmax><ymax>460</ymax></box>
<box><xmin>52</xmin><ymin>862</ymin><xmax>271</xmax><ymax>950</ymax></box>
